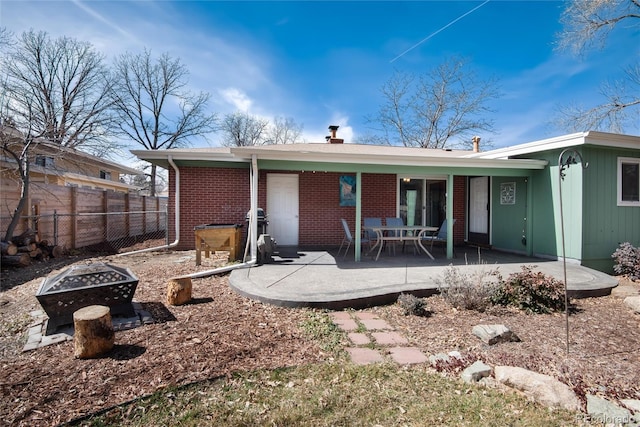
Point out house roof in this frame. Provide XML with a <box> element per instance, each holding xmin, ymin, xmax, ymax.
<box><xmin>1</xmin><ymin>126</ymin><xmax>142</xmax><ymax>175</ymax></box>
<box><xmin>131</xmin><ymin>143</ymin><xmax>548</xmax><ymax>171</ymax></box>
<box><xmin>471</xmin><ymin>131</ymin><xmax>640</xmax><ymax>159</ymax></box>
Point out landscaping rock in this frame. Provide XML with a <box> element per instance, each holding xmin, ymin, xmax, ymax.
<box><xmin>494</xmin><ymin>366</ymin><xmax>580</xmax><ymax>411</ymax></box>
<box><xmin>586</xmin><ymin>394</ymin><xmax>636</xmax><ymax>426</ymax></box>
<box><xmin>622</xmin><ymin>399</ymin><xmax>640</xmax><ymax>414</ymax></box>
<box><xmin>472</xmin><ymin>324</ymin><xmax>520</xmax><ymax>345</ymax></box>
<box><xmin>624</xmin><ymin>296</ymin><xmax>640</xmax><ymax>314</ymax></box>
<box><xmin>461</xmin><ymin>360</ymin><xmax>492</xmax><ymax>383</ymax></box>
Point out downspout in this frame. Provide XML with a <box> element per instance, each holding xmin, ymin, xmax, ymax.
<box><xmin>167</xmin><ymin>154</ymin><xmax>258</xmax><ymax>279</ymax></box>
<box><xmin>120</xmin><ymin>154</ymin><xmax>258</xmax><ymax>279</ymax></box>
<box><xmin>119</xmin><ymin>155</ymin><xmax>181</xmax><ymax>255</ymax></box>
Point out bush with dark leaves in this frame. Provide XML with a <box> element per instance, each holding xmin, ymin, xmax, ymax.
<box><xmin>491</xmin><ymin>265</ymin><xmax>566</xmax><ymax>314</ymax></box>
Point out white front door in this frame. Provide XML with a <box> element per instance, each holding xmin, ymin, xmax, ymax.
<box><xmin>468</xmin><ymin>176</ymin><xmax>490</xmax><ymax>245</ymax></box>
<box><xmin>267</xmin><ymin>173</ymin><xmax>299</xmax><ymax>245</ymax></box>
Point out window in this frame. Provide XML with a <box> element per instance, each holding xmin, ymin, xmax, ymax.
<box><xmin>618</xmin><ymin>157</ymin><xmax>640</xmax><ymax>206</ymax></box>
<box><xmin>100</xmin><ymin>170</ymin><xmax>112</xmax><ymax>180</ymax></box>
<box><xmin>34</xmin><ymin>155</ymin><xmax>55</xmax><ymax>167</ymax></box>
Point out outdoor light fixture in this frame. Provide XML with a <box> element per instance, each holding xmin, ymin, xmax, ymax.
<box><xmin>557</xmin><ymin>148</ymin><xmax>588</xmax><ymax>354</ymax></box>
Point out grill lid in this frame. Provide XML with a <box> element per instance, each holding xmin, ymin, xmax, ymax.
<box><xmin>36</xmin><ymin>262</ymin><xmax>138</xmax><ymax>295</ymax></box>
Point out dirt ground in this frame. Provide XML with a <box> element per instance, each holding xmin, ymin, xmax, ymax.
<box><xmin>1</xmin><ymin>249</ymin><xmax>639</xmax><ymax>426</ymax></box>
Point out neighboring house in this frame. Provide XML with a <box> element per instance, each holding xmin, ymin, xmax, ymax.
<box><xmin>131</xmin><ymin>127</ymin><xmax>639</xmax><ymax>274</ymax></box>
<box><xmin>1</xmin><ymin>127</ymin><xmax>142</xmax><ymax>193</ymax></box>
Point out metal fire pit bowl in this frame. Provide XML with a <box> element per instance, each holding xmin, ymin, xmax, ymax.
<box><xmin>36</xmin><ymin>262</ymin><xmax>139</xmax><ymax>335</ymax></box>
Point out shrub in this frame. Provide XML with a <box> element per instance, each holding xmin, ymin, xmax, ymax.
<box><xmin>436</xmin><ymin>266</ymin><xmax>499</xmax><ymax>312</ymax></box>
<box><xmin>397</xmin><ymin>293</ymin><xmax>429</xmax><ymax>317</ymax></box>
<box><xmin>612</xmin><ymin>242</ymin><xmax>640</xmax><ymax>281</ymax></box>
<box><xmin>491</xmin><ymin>265</ymin><xmax>566</xmax><ymax>314</ymax></box>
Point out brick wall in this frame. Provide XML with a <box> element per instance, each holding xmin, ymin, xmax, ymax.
<box><xmin>168</xmin><ymin>167</ymin><xmax>250</xmax><ymax>250</ymax></box>
<box><xmin>169</xmin><ymin>166</ymin><xmax>467</xmax><ymax>250</ymax></box>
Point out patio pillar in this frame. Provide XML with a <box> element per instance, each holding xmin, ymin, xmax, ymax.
<box><xmin>355</xmin><ymin>171</ymin><xmax>363</xmax><ymax>262</ymax></box>
<box><xmin>526</xmin><ymin>175</ymin><xmax>533</xmax><ymax>256</ymax></box>
<box><xmin>446</xmin><ymin>174</ymin><xmax>454</xmax><ymax>259</ymax></box>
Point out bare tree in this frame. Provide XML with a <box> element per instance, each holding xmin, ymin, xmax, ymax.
<box><xmin>264</xmin><ymin>116</ymin><xmax>304</xmax><ymax>144</ymax></box>
<box><xmin>1</xmin><ymin>30</ymin><xmax>115</xmax><ymax>152</ymax></box>
<box><xmin>219</xmin><ymin>112</ymin><xmax>270</xmax><ymax>147</ymax></box>
<box><xmin>365</xmin><ymin>57</ymin><xmax>499</xmax><ymax>149</ymax></box>
<box><xmin>111</xmin><ymin>49</ymin><xmax>217</xmax><ymax>196</ymax></box>
<box><xmin>556</xmin><ymin>0</ymin><xmax>640</xmax><ymax>55</ymax></box>
<box><xmin>1</xmin><ymin>30</ymin><xmax>115</xmax><ymax>241</ymax></box>
<box><xmin>555</xmin><ymin>0</ymin><xmax>640</xmax><ymax>133</ymax></box>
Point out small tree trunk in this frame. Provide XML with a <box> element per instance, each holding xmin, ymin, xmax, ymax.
<box><xmin>167</xmin><ymin>277</ymin><xmax>192</xmax><ymax>305</ymax></box>
<box><xmin>0</xmin><ymin>241</ymin><xmax>18</xmax><ymax>256</ymax></box>
<box><xmin>73</xmin><ymin>305</ymin><xmax>114</xmax><ymax>359</ymax></box>
<box><xmin>1</xmin><ymin>253</ymin><xmax>31</xmax><ymax>267</ymax></box>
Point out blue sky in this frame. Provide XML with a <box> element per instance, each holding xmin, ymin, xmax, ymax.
<box><xmin>2</xmin><ymin>0</ymin><xmax>638</xmax><ymax>151</ymax></box>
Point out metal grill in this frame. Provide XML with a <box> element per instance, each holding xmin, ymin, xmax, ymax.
<box><xmin>36</xmin><ymin>263</ymin><xmax>139</xmax><ymax>335</ymax></box>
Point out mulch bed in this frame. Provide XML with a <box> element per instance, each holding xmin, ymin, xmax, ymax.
<box><xmin>0</xmin><ymin>250</ymin><xmax>639</xmax><ymax>426</ymax></box>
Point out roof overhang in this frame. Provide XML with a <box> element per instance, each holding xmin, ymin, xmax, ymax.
<box><xmin>472</xmin><ymin>131</ymin><xmax>640</xmax><ymax>159</ymax></box>
<box><xmin>131</xmin><ymin>144</ymin><xmax>548</xmax><ymax>171</ymax></box>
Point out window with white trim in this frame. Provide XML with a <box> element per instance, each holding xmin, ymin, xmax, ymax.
<box><xmin>618</xmin><ymin>157</ymin><xmax>640</xmax><ymax>206</ymax></box>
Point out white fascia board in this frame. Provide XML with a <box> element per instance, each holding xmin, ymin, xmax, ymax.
<box><xmin>470</xmin><ymin>133</ymin><xmax>588</xmax><ymax>159</ymax></box>
<box><xmin>474</xmin><ymin>131</ymin><xmax>640</xmax><ymax>159</ymax></box>
<box><xmin>237</xmin><ymin>150</ymin><xmax>548</xmax><ymax>169</ymax></box>
<box><xmin>130</xmin><ymin>149</ymin><xmax>245</xmax><ymax>163</ymax></box>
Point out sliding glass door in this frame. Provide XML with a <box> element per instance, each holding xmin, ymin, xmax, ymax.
<box><xmin>399</xmin><ymin>177</ymin><xmax>446</xmax><ymax>228</ymax></box>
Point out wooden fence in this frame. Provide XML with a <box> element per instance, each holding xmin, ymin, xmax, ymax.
<box><xmin>0</xmin><ymin>183</ymin><xmax>168</xmax><ymax>250</ymax></box>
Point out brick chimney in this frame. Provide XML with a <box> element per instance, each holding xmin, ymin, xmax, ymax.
<box><xmin>472</xmin><ymin>136</ymin><xmax>481</xmax><ymax>153</ymax></box>
<box><xmin>327</xmin><ymin>125</ymin><xmax>343</xmax><ymax>144</ymax></box>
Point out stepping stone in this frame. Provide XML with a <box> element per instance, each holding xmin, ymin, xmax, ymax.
<box><xmin>388</xmin><ymin>347</ymin><xmax>428</xmax><ymax>365</ymax></box>
<box><xmin>371</xmin><ymin>331</ymin><xmax>408</xmax><ymax>345</ymax></box>
<box><xmin>332</xmin><ymin>319</ymin><xmax>358</xmax><ymax>331</ymax></box>
<box><xmin>328</xmin><ymin>312</ymin><xmax>352</xmax><ymax>321</ymax></box>
<box><xmin>360</xmin><ymin>318</ymin><xmax>393</xmax><ymax>331</ymax></box>
<box><xmin>346</xmin><ymin>347</ymin><xmax>384</xmax><ymax>365</ymax></box>
<box><xmin>348</xmin><ymin>332</ymin><xmax>371</xmax><ymax>346</ymax></box>
<box><xmin>353</xmin><ymin>312</ymin><xmax>379</xmax><ymax>320</ymax></box>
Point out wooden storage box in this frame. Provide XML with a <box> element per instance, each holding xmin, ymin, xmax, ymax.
<box><xmin>194</xmin><ymin>224</ymin><xmax>243</xmax><ymax>265</ymax></box>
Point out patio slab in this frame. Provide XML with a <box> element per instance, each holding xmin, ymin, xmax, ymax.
<box><xmin>228</xmin><ymin>247</ymin><xmax>618</xmax><ymax>310</ymax></box>
<box><xmin>346</xmin><ymin>347</ymin><xmax>384</xmax><ymax>365</ymax></box>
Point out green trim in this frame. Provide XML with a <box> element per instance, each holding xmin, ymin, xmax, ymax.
<box><xmin>257</xmin><ymin>159</ymin><xmax>536</xmax><ymax>177</ymax></box>
<box><xmin>447</xmin><ymin>175</ymin><xmax>454</xmax><ymax>259</ymax></box>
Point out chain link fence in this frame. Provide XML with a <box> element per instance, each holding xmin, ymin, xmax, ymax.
<box><xmin>1</xmin><ymin>209</ymin><xmax>168</xmax><ymax>254</ymax></box>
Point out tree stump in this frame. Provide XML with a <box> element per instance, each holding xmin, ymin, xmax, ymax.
<box><xmin>167</xmin><ymin>277</ymin><xmax>192</xmax><ymax>305</ymax></box>
<box><xmin>73</xmin><ymin>305</ymin><xmax>114</xmax><ymax>359</ymax></box>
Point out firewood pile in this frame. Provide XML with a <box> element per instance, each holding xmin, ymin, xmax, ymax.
<box><xmin>1</xmin><ymin>229</ymin><xmax>65</xmax><ymax>267</ymax></box>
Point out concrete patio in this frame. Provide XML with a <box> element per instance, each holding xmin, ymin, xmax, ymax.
<box><xmin>229</xmin><ymin>246</ymin><xmax>618</xmax><ymax>310</ymax></box>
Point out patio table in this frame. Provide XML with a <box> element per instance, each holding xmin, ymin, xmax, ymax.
<box><xmin>365</xmin><ymin>225</ymin><xmax>439</xmax><ymax>261</ymax></box>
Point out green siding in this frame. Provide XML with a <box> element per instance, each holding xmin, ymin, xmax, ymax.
<box><xmin>491</xmin><ymin>177</ymin><xmax>529</xmax><ymax>253</ymax></box>
<box><xmin>525</xmin><ymin>150</ymin><xmax>584</xmax><ymax>262</ymax></box>
<box><xmin>581</xmin><ymin>146</ymin><xmax>640</xmax><ymax>273</ymax></box>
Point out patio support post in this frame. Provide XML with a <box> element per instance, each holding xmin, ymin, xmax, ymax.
<box><xmin>526</xmin><ymin>175</ymin><xmax>534</xmax><ymax>256</ymax></box>
<box><xmin>355</xmin><ymin>171</ymin><xmax>363</xmax><ymax>262</ymax></box>
<box><xmin>446</xmin><ymin>174</ymin><xmax>454</xmax><ymax>259</ymax></box>
<box><xmin>249</xmin><ymin>154</ymin><xmax>258</xmax><ymax>262</ymax></box>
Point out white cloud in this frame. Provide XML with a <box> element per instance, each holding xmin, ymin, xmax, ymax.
<box><xmin>219</xmin><ymin>88</ymin><xmax>254</xmax><ymax>112</ymax></box>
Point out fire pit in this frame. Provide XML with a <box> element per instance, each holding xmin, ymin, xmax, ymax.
<box><xmin>36</xmin><ymin>263</ymin><xmax>139</xmax><ymax>335</ymax></box>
